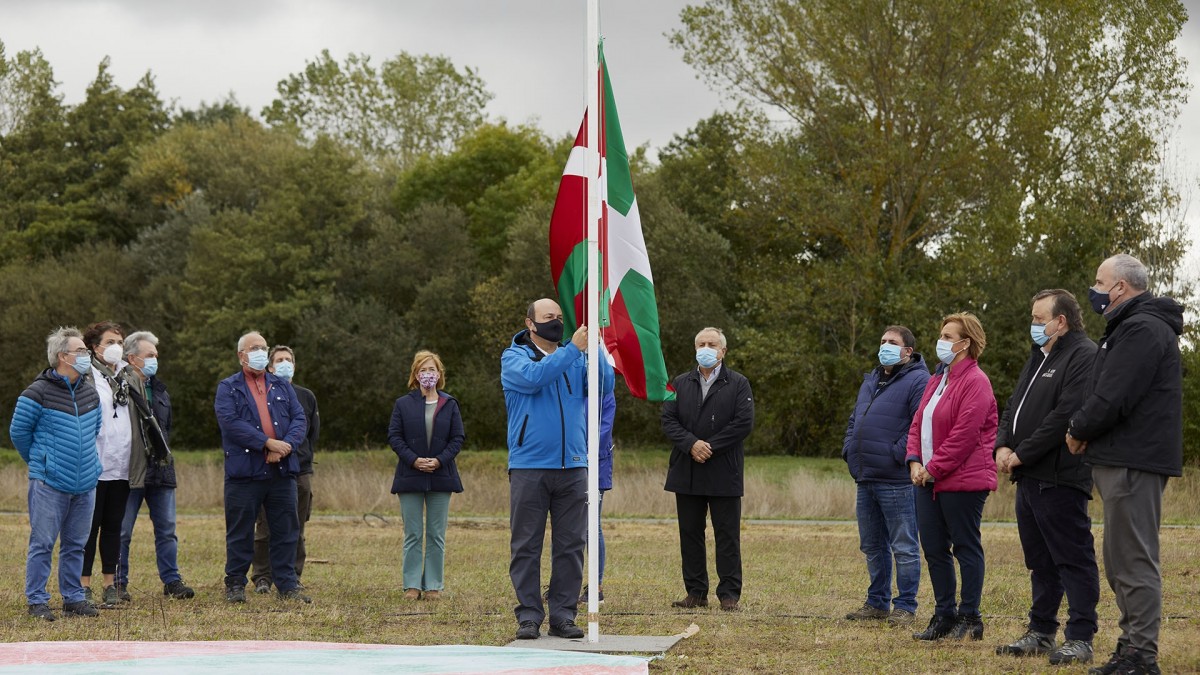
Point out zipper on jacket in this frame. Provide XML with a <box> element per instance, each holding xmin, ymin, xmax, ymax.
<box><xmin>557</xmin><ymin>377</ymin><xmax>567</xmax><ymax>468</ymax></box>
<box><xmin>517</xmin><ymin>414</ymin><xmax>529</xmax><ymax>446</ymax></box>
<box><xmin>562</xmin><ymin>372</ymin><xmax>572</xmax><ymax>395</ymax></box>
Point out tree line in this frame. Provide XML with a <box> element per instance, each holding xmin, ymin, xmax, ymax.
<box><xmin>2</xmin><ymin>0</ymin><xmax>1198</xmax><ymax>463</ymax></box>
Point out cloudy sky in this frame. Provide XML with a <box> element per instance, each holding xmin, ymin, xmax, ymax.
<box><xmin>3</xmin><ymin>0</ymin><xmax>1200</xmax><ymax>271</ymax></box>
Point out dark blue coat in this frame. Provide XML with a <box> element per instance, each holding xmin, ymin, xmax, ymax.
<box><xmin>388</xmin><ymin>390</ymin><xmax>464</xmax><ymax>494</ymax></box>
<box><xmin>214</xmin><ymin>370</ymin><xmax>307</xmax><ymax>481</ymax></box>
<box><xmin>842</xmin><ymin>354</ymin><xmax>929</xmax><ymax>483</ymax></box>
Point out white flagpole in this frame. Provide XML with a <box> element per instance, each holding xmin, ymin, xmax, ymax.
<box><xmin>584</xmin><ymin>0</ymin><xmax>601</xmax><ymax>644</ymax></box>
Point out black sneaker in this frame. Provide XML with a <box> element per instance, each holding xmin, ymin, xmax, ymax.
<box><xmin>279</xmin><ymin>588</ymin><xmax>312</xmax><ymax>604</ymax></box>
<box><xmin>515</xmin><ymin>620</ymin><xmax>540</xmax><ymax>640</ymax></box>
<box><xmin>164</xmin><ymin>580</ymin><xmax>195</xmax><ymax>599</ymax></box>
<box><xmin>225</xmin><ymin>585</ymin><xmax>246</xmax><ymax>603</ymax></box>
<box><xmin>947</xmin><ymin>614</ymin><xmax>984</xmax><ymax>641</ymax></box>
<box><xmin>115</xmin><ymin>584</ymin><xmax>132</xmax><ymax>603</ymax></box>
<box><xmin>102</xmin><ymin>584</ymin><xmax>121</xmax><ymax>606</ymax></box>
<box><xmin>1108</xmin><ymin>650</ymin><xmax>1161</xmax><ymax>675</ymax></box>
<box><xmin>548</xmin><ymin>620</ymin><xmax>585</xmax><ymax>639</ymax></box>
<box><xmin>845</xmin><ymin>602</ymin><xmax>890</xmax><ymax>621</ymax></box>
<box><xmin>254</xmin><ymin>578</ymin><xmax>272</xmax><ymax>594</ymax></box>
<box><xmin>1048</xmin><ymin>639</ymin><xmax>1093</xmax><ymax>665</ymax></box>
<box><xmin>997</xmin><ymin>629</ymin><xmax>1055</xmax><ymax>656</ymax></box>
<box><xmin>1089</xmin><ymin>646</ymin><xmax>1130</xmax><ymax>675</ymax></box>
<box><xmin>912</xmin><ymin>614</ymin><xmax>957</xmax><ymax>641</ymax></box>
<box><xmin>27</xmin><ymin>603</ymin><xmax>56</xmax><ymax>621</ymax></box>
<box><xmin>62</xmin><ymin>600</ymin><xmax>99</xmax><ymax>617</ymax></box>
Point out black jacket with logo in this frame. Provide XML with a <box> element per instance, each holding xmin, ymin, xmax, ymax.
<box><xmin>662</xmin><ymin>364</ymin><xmax>755</xmax><ymax>497</ymax></box>
<box><xmin>996</xmin><ymin>330</ymin><xmax>1097</xmax><ymax>495</ymax></box>
<box><xmin>1068</xmin><ymin>293</ymin><xmax>1184</xmax><ymax>477</ymax></box>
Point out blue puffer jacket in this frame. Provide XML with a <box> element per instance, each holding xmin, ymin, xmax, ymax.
<box><xmin>10</xmin><ymin>369</ymin><xmax>103</xmax><ymax>495</ymax></box>
<box><xmin>500</xmin><ymin>330</ymin><xmax>615</xmax><ymax>470</ymax></box>
<box><xmin>214</xmin><ymin>370</ymin><xmax>307</xmax><ymax>480</ymax></box>
<box><xmin>842</xmin><ymin>354</ymin><xmax>929</xmax><ymax>483</ymax></box>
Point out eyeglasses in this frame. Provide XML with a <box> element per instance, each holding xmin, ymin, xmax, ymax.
<box><xmin>63</xmin><ymin>348</ymin><xmax>89</xmax><ymax>356</ymax></box>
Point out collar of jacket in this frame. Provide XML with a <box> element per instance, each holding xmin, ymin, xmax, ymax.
<box><xmin>871</xmin><ymin>353</ymin><xmax>925</xmax><ymax>380</ymax></box>
<box><xmin>1035</xmin><ymin>329</ymin><xmax>1088</xmax><ymax>357</ymax></box>
<box><xmin>39</xmin><ymin>367</ymin><xmax>87</xmax><ymax>392</ymax></box>
<box><xmin>685</xmin><ymin>364</ymin><xmax>728</xmax><ymax>385</ymax></box>
<box><xmin>933</xmin><ymin>356</ymin><xmax>980</xmax><ymax>382</ymax></box>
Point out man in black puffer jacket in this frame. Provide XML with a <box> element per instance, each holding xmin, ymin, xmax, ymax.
<box><xmin>1066</xmin><ymin>254</ymin><xmax>1184</xmax><ymax>675</ymax></box>
<box><xmin>994</xmin><ymin>290</ymin><xmax>1099</xmax><ymax>667</ymax></box>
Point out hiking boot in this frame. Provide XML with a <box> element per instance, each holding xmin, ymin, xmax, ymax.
<box><xmin>83</xmin><ymin>587</ymin><xmax>95</xmax><ymax>605</ymax></box>
<box><xmin>719</xmin><ymin>596</ymin><xmax>739</xmax><ymax>612</ymax></box>
<box><xmin>845</xmin><ymin>602</ymin><xmax>889</xmax><ymax>621</ymax></box>
<box><xmin>997</xmin><ymin>629</ymin><xmax>1055</xmax><ymax>656</ymax></box>
<box><xmin>254</xmin><ymin>578</ymin><xmax>272</xmax><ymax>594</ymax></box>
<box><xmin>1099</xmin><ymin>649</ymin><xmax>1161</xmax><ymax>675</ymax></box>
<box><xmin>1089</xmin><ymin>645</ymin><xmax>1130</xmax><ymax>675</ymax></box>
<box><xmin>1049</xmin><ymin>639</ymin><xmax>1093</xmax><ymax>666</ymax></box>
<box><xmin>912</xmin><ymin>614</ymin><xmax>957</xmax><ymax>641</ymax></box>
<box><xmin>403</xmin><ymin>588</ymin><xmax>421</xmax><ymax>600</ymax></box>
<box><xmin>515</xmin><ymin>620</ymin><xmax>540</xmax><ymax>640</ymax></box>
<box><xmin>225</xmin><ymin>585</ymin><xmax>246</xmax><ymax>603</ymax></box>
<box><xmin>671</xmin><ymin>594</ymin><xmax>708</xmax><ymax>609</ymax></box>
<box><xmin>115</xmin><ymin>584</ymin><xmax>132</xmax><ymax>602</ymax></box>
<box><xmin>102</xmin><ymin>585</ymin><xmax>120</xmax><ymax>606</ymax></box>
<box><xmin>62</xmin><ymin>600</ymin><xmax>99</xmax><ymax>617</ymax></box>
<box><xmin>548</xmin><ymin>620</ymin><xmax>584</xmax><ymax>639</ymax></box>
<box><xmin>887</xmin><ymin>609</ymin><xmax>916</xmax><ymax>627</ymax></box>
<box><xmin>279</xmin><ymin>588</ymin><xmax>312</xmax><ymax>604</ymax></box>
<box><xmin>164</xmin><ymin>580</ymin><xmax>195</xmax><ymax>599</ymax></box>
<box><xmin>27</xmin><ymin>603</ymin><xmax>56</xmax><ymax>621</ymax></box>
<box><xmin>423</xmin><ymin>590</ymin><xmax>441</xmax><ymax>601</ymax></box>
<box><xmin>576</xmin><ymin>585</ymin><xmax>604</xmax><ymax>607</ymax></box>
<box><xmin>947</xmin><ymin>614</ymin><xmax>984</xmax><ymax>641</ymax></box>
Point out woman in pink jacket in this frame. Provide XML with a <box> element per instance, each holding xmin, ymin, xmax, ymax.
<box><xmin>906</xmin><ymin>312</ymin><xmax>998</xmax><ymax>642</ymax></box>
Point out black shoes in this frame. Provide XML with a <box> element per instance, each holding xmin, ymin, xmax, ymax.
<box><xmin>164</xmin><ymin>580</ymin><xmax>195</xmax><ymax>599</ymax></box>
<box><xmin>515</xmin><ymin>620</ymin><xmax>540</xmax><ymax>640</ymax></box>
<box><xmin>947</xmin><ymin>615</ymin><xmax>984</xmax><ymax>641</ymax></box>
<box><xmin>1088</xmin><ymin>646</ymin><xmax>1160</xmax><ymax>675</ymax></box>
<box><xmin>62</xmin><ymin>600</ymin><xmax>99</xmax><ymax>617</ymax></box>
<box><xmin>912</xmin><ymin>614</ymin><xmax>957</xmax><ymax>641</ymax></box>
<box><xmin>28</xmin><ymin>603</ymin><xmax>56</xmax><ymax>621</ymax></box>
<box><xmin>997</xmin><ymin>629</ymin><xmax>1054</xmax><ymax>656</ymax></box>
<box><xmin>279</xmin><ymin>588</ymin><xmax>312</xmax><ymax>604</ymax></box>
<box><xmin>225</xmin><ymin>585</ymin><xmax>246</xmax><ymax>603</ymax></box>
<box><xmin>548</xmin><ymin>620</ymin><xmax>585</xmax><ymax>639</ymax></box>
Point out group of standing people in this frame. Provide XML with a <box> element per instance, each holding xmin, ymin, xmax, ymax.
<box><xmin>841</xmin><ymin>254</ymin><xmax>1182</xmax><ymax>675</ymax></box>
<box><xmin>14</xmin><ymin>322</ymin><xmax>191</xmax><ymax>621</ymax></box>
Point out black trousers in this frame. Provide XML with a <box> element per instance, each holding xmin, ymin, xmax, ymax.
<box><xmin>675</xmin><ymin>493</ymin><xmax>742</xmax><ymax>601</ymax></box>
<box><xmin>84</xmin><ymin>479</ymin><xmax>130</xmax><ymax>577</ymax></box>
<box><xmin>1015</xmin><ymin>479</ymin><xmax>1100</xmax><ymax>641</ymax></box>
<box><xmin>509</xmin><ymin>468</ymin><xmax>586</xmax><ymax>626</ymax></box>
<box><xmin>915</xmin><ymin>486</ymin><xmax>987</xmax><ymax>619</ymax></box>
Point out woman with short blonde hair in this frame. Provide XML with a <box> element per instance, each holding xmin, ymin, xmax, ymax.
<box><xmin>388</xmin><ymin>350</ymin><xmax>465</xmax><ymax>601</ymax></box>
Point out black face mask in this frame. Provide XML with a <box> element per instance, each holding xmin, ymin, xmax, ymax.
<box><xmin>532</xmin><ymin>319</ymin><xmax>564</xmax><ymax>343</ymax></box>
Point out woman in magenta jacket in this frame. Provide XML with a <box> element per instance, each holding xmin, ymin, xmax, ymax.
<box><xmin>905</xmin><ymin>312</ymin><xmax>998</xmax><ymax>642</ymax></box>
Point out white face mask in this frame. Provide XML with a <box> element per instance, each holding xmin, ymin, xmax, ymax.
<box><xmin>102</xmin><ymin>343</ymin><xmax>124</xmax><ymax>366</ymax></box>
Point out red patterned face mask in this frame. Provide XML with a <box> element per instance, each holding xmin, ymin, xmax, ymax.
<box><xmin>418</xmin><ymin>372</ymin><xmax>439</xmax><ymax>389</ymax></box>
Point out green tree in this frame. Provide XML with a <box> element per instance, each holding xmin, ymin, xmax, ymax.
<box><xmin>673</xmin><ymin>0</ymin><xmax>1191</xmax><ymax>453</ymax></box>
<box><xmin>263</xmin><ymin>49</ymin><xmax>492</xmax><ymax>168</ymax></box>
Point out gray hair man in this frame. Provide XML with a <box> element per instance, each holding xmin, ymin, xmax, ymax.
<box><xmin>117</xmin><ymin>330</ymin><xmax>195</xmax><ymax>600</ymax></box>
<box><xmin>1066</xmin><ymin>254</ymin><xmax>1183</xmax><ymax>674</ymax></box>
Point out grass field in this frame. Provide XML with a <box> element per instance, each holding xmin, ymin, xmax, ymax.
<box><xmin>1</xmin><ymin>449</ymin><xmax>1198</xmax><ymax>672</ymax></box>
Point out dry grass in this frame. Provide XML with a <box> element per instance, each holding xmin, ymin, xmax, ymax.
<box><xmin>0</xmin><ymin>514</ymin><xmax>1197</xmax><ymax>673</ymax></box>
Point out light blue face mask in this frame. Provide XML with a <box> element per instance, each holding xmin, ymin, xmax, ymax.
<box><xmin>1030</xmin><ymin>320</ymin><xmax>1060</xmax><ymax>347</ymax></box>
<box><xmin>246</xmin><ymin>349</ymin><xmax>270</xmax><ymax>371</ymax></box>
<box><xmin>140</xmin><ymin>357</ymin><xmax>159</xmax><ymax>378</ymax></box>
<box><xmin>936</xmin><ymin>338</ymin><xmax>965</xmax><ymax>365</ymax></box>
<box><xmin>696</xmin><ymin>347</ymin><xmax>720</xmax><ymax>369</ymax></box>
<box><xmin>878</xmin><ymin>343</ymin><xmax>903</xmax><ymax>366</ymax></box>
<box><xmin>273</xmin><ymin>361</ymin><xmax>295</xmax><ymax>380</ymax></box>
<box><xmin>71</xmin><ymin>353</ymin><xmax>92</xmax><ymax>375</ymax></box>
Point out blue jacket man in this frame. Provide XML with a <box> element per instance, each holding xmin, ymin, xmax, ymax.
<box><xmin>501</xmin><ymin>298</ymin><xmax>614</xmax><ymax>641</ymax></box>
<box><xmin>11</xmin><ymin>327</ymin><xmax>103</xmax><ymax>620</ymax></box>
<box><xmin>214</xmin><ymin>331</ymin><xmax>308</xmax><ymax>604</ymax></box>
<box><xmin>841</xmin><ymin>325</ymin><xmax>928</xmax><ymax>625</ymax></box>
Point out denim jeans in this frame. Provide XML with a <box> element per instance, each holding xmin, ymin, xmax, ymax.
<box><xmin>118</xmin><ymin>485</ymin><xmax>181</xmax><ymax>587</ymax></box>
<box><xmin>26</xmin><ymin>479</ymin><xmax>95</xmax><ymax>605</ymax></box>
<box><xmin>855</xmin><ymin>481</ymin><xmax>921</xmax><ymax>613</ymax></box>
<box><xmin>598</xmin><ymin>489</ymin><xmax>607</xmax><ymax>586</ymax></box>
<box><xmin>399</xmin><ymin>492</ymin><xmax>452</xmax><ymax>591</ymax></box>
<box><xmin>224</xmin><ymin>475</ymin><xmax>299</xmax><ymax>592</ymax></box>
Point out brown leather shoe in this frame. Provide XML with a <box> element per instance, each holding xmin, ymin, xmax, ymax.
<box><xmin>403</xmin><ymin>588</ymin><xmax>421</xmax><ymax>600</ymax></box>
<box><xmin>671</xmin><ymin>594</ymin><xmax>708</xmax><ymax>609</ymax></box>
<box><xmin>423</xmin><ymin>590</ymin><xmax>440</xmax><ymax>601</ymax></box>
<box><xmin>719</xmin><ymin>597</ymin><xmax>739</xmax><ymax>612</ymax></box>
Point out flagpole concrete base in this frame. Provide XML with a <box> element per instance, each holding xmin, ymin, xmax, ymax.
<box><xmin>504</xmin><ymin>634</ymin><xmax>685</xmax><ymax>654</ymax></box>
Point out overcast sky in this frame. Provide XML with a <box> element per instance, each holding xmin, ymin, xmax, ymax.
<box><xmin>3</xmin><ymin>0</ymin><xmax>1200</xmax><ymax>272</ymax></box>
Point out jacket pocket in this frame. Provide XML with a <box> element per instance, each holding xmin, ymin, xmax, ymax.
<box><xmin>224</xmin><ymin>449</ymin><xmax>257</xmax><ymax>479</ymax></box>
<box><xmin>517</xmin><ymin>414</ymin><xmax>529</xmax><ymax>446</ymax></box>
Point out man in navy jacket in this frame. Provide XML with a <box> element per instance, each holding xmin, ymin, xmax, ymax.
<box><xmin>841</xmin><ymin>325</ymin><xmax>928</xmax><ymax>627</ymax></box>
<box><xmin>501</xmin><ymin>298</ymin><xmax>614</xmax><ymax>641</ymax></box>
<box><xmin>214</xmin><ymin>331</ymin><xmax>308</xmax><ymax>604</ymax></box>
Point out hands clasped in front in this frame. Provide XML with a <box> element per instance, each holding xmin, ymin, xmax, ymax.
<box><xmin>690</xmin><ymin>440</ymin><xmax>713</xmax><ymax>464</ymax></box>
<box><xmin>264</xmin><ymin>438</ymin><xmax>292</xmax><ymax>464</ymax></box>
<box><xmin>413</xmin><ymin>457</ymin><xmax>442</xmax><ymax>473</ymax></box>
<box><xmin>908</xmin><ymin>461</ymin><xmax>931</xmax><ymax>486</ymax></box>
